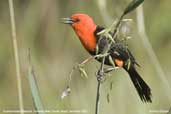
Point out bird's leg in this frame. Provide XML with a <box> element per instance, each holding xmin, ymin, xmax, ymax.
<box><xmin>95</xmin><ymin>67</ymin><xmax>120</xmax><ymax>82</ymax></box>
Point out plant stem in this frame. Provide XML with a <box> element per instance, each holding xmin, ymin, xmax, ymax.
<box><xmin>112</xmin><ymin>13</ymin><xmax>124</xmax><ymax>38</ymax></box>
<box><xmin>136</xmin><ymin>5</ymin><xmax>171</xmax><ymax>102</ymax></box>
<box><xmin>95</xmin><ymin>57</ymin><xmax>105</xmax><ymax>114</ymax></box>
<box><xmin>95</xmin><ymin>81</ymin><xmax>101</xmax><ymax>114</ymax></box>
<box><xmin>8</xmin><ymin>0</ymin><xmax>24</xmax><ymax>114</ymax></box>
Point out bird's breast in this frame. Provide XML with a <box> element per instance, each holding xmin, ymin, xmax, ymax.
<box><xmin>74</xmin><ymin>28</ymin><xmax>97</xmax><ymax>54</ymax></box>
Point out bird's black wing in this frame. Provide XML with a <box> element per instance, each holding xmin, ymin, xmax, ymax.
<box><xmin>94</xmin><ymin>26</ymin><xmax>139</xmax><ymax>67</ymax></box>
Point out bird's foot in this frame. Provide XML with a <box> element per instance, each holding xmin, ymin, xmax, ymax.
<box><xmin>96</xmin><ymin>67</ymin><xmax>120</xmax><ymax>82</ymax></box>
<box><xmin>96</xmin><ymin>69</ymin><xmax>105</xmax><ymax>82</ymax></box>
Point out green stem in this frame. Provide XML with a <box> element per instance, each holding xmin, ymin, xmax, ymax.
<box><xmin>95</xmin><ymin>81</ymin><xmax>101</xmax><ymax>114</ymax></box>
<box><xmin>112</xmin><ymin>13</ymin><xmax>125</xmax><ymax>39</ymax></box>
<box><xmin>8</xmin><ymin>0</ymin><xmax>24</xmax><ymax>114</ymax></box>
<box><xmin>95</xmin><ymin>57</ymin><xmax>106</xmax><ymax>114</ymax></box>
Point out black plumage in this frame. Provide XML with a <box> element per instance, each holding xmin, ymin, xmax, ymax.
<box><xmin>92</xmin><ymin>26</ymin><xmax>152</xmax><ymax>102</ymax></box>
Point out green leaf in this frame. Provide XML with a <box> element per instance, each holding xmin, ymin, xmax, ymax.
<box><xmin>124</xmin><ymin>0</ymin><xmax>144</xmax><ymax>15</ymax></box>
<box><xmin>97</xmin><ymin>29</ymin><xmax>106</xmax><ymax>35</ymax></box>
<box><xmin>109</xmin><ymin>56</ymin><xmax>115</xmax><ymax>67</ymax></box>
<box><xmin>96</xmin><ymin>44</ymin><xmax>99</xmax><ymax>55</ymax></box>
<box><xmin>106</xmin><ymin>33</ymin><xmax>115</xmax><ymax>43</ymax></box>
<box><xmin>107</xmin><ymin>93</ymin><xmax>110</xmax><ymax>103</ymax></box>
<box><xmin>27</xmin><ymin>50</ymin><xmax>45</xmax><ymax>114</ymax></box>
<box><xmin>126</xmin><ymin>59</ymin><xmax>131</xmax><ymax>70</ymax></box>
<box><xmin>28</xmin><ymin>66</ymin><xmax>45</xmax><ymax>114</ymax></box>
<box><xmin>79</xmin><ymin>67</ymin><xmax>88</xmax><ymax>78</ymax></box>
<box><xmin>110</xmin><ymin>81</ymin><xmax>113</xmax><ymax>91</ymax></box>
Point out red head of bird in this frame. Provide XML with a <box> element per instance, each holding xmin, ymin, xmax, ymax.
<box><xmin>62</xmin><ymin>13</ymin><xmax>97</xmax><ymax>53</ymax></box>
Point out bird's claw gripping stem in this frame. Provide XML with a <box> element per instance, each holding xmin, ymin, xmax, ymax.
<box><xmin>96</xmin><ymin>70</ymin><xmax>105</xmax><ymax>82</ymax></box>
<box><xmin>96</xmin><ymin>67</ymin><xmax>120</xmax><ymax>82</ymax></box>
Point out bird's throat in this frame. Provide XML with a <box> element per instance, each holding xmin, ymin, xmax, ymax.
<box><xmin>73</xmin><ymin>26</ymin><xmax>97</xmax><ymax>54</ymax></box>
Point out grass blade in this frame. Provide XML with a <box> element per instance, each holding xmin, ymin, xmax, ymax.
<box><xmin>28</xmin><ymin>51</ymin><xmax>45</xmax><ymax>114</ymax></box>
<box><xmin>124</xmin><ymin>0</ymin><xmax>144</xmax><ymax>15</ymax></box>
<box><xmin>8</xmin><ymin>0</ymin><xmax>24</xmax><ymax>113</ymax></box>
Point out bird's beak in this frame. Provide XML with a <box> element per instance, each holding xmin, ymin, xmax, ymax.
<box><xmin>61</xmin><ymin>18</ymin><xmax>74</xmax><ymax>24</ymax></box>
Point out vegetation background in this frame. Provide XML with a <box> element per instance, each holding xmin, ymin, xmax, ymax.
<box><xmin>0</xmin><ymin>0</ymin><xmax>171</xmax><ymax>114</ymax></box>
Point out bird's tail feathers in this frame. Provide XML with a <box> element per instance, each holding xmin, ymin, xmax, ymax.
<box><xmin>127</xmin><ymin>67</ymin><xmax>152</xmax><ymax>103</ymax></box>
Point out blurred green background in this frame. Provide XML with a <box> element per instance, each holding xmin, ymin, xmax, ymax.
<box><xmin>0</xmin><ymin>0</ymin><xmax>171</xmax><ymax>114</ymax></box>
